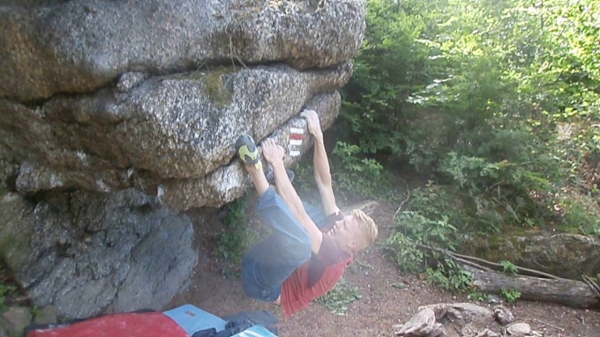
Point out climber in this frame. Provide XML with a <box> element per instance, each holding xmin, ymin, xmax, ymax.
<box><xmin>235</xmin><ymin>109</ymin><xmax>378</xmax><ymax>318</ymax></box>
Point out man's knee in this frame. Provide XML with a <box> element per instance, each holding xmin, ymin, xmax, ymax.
<box><xmin>241</xmin><ymin>266</ymin><xmax>281</xmax><ymax>302</ymax></box>
<box><xmin>255</xmin><ymin>186</ymin><xmax>278</xmax><ymax>211</ymax></box>
<box><xmin>241</xmin><ymin>260</ymin><xmax>261</xmax><ymax>299</ymax></box>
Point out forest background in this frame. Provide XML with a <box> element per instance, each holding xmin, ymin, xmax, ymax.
<box><xmin>287</xmin><ymin>0</ymin><xmax>600</xmax><ymax>290</ymax></box>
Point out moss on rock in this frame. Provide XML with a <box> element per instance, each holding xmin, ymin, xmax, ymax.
<box><xmin>461</xmin><ymin>230</ymin><xmax>600</xmax><ymax>279</ymax></box>
<box><xmin>203</xmin><ymin>67</ymin><xmax>235</xmax><ymax>107</ymax></box>
<box><xmin>0</xmin><ymin>194</ymin><xmax>34</xmax><ymax>272</ymax></box>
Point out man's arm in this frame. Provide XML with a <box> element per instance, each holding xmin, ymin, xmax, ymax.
<box><xmin>301</xmin><ymin>110</ymin><xmax>340</xmax><ymax>215</ymax></box>
<box><xmin>262</xmin><ymin>138</ymin><xmax>324</xmax><ymax>254</ymax></box>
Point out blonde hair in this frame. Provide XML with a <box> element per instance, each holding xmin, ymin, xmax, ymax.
<box><xmin>352</xmin><ymin>209</ymin><xmax>378</xmax><ymax>250</ymax></box>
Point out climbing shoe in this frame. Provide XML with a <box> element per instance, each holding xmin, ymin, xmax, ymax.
<box><xmin>235</xmin><ymin>134</ymin><xmax>262</xmax><ymax>170</ymax></box>
<box><xmin>265</xmin><ymin>165</ymin><xmax>295</xmax><ymax>185</ymax></box>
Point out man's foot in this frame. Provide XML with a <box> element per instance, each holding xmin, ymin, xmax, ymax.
<box><xmin>235</xmin><ymin>134</ymin><xmax>262</xmax><ymax>170</ymax></box>
<box><xmin>265</xmin><ymin>165</ymin><xmax>295</xmax><ymax>185</ymax></box>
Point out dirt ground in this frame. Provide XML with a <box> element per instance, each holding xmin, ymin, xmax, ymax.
<box><xmin>170</xmin><ymin>200</ymin><xmax>600</xmax><ymax>337</ymax></box>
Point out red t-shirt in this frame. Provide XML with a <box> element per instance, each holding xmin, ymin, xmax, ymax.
<box><xmin>280</xmin><ymin>212</ymin><xmax>353</xmax><ymax>317</ymax></box>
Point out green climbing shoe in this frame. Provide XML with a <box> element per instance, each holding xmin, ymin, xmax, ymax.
<box><xmin>235</xmin><ymin>134</ymin><xmax>262</xmax><ymax>170</ymax></box>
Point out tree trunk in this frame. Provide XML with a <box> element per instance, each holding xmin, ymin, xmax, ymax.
<box><xmin>463</xmin><ymin>265</ymin><xmax>600</xmax><ymax>309</ymax></box>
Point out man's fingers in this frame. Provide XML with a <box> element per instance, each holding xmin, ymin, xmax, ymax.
<box><xmin>300</xmin><ymin>109</ymin><xmax>317</xmax><ymax>118</ymax></box>
<box><xmin>263</xmin><ymin>138</ymin><xmax>275</xmax><ymax>147</ymax></box>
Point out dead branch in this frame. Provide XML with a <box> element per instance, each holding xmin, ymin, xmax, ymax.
<box><xmin>392</xmin><ymin>177</ymin><xmax>411</xmax><ymax>221</ymax></box>
<box><xmin>583</xmin><ymin>274</ymin><xmax>600</xmax><ymax>297</ymax></box>
<box><xmin>529</xmin><ymin>318</ymin><xmax>564</xmax><ymax>332</ymax></box>
<box><xmin>416</xmin><ymin>243</ymin><xmax>568</xmax><ymax>281</ymax></box>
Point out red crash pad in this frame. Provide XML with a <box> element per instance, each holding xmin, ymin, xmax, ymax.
<box><xmin>27</xmin><ymin>312</ymin><xmax>189</xmax><ymax>337</ymax></box>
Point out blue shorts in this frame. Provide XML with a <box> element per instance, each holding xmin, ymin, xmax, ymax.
<box><xmin>241</xmin><ymin>187</ymin><xmax>326</xmax><ymax>302</ymax></box>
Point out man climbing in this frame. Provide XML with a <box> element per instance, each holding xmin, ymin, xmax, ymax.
<box><xmin>235</xmin><ymin>109</ymin><xmax>378</xmax><ymax>318</ymax></box>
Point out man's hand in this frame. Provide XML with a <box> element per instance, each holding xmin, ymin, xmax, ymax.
<box><xmin>261</xmin><ymin>138</ymin><xmax>284</xmax><ymax>165</ymax></box>
<box><xmin>300</xmin><ymin>109</ymin><xmax>322</xmax><ymax>137</ymax></box>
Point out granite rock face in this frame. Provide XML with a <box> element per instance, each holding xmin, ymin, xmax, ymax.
<box><xmin>3</xmin><ymin>63</ymin><xmax>351</xmax><ymax>209</ymax></box>
<box><xmin>0</xmin><ymin>0</ymin><xmax>364</xmax><ymax>101</ymax></box>
<box><xmin>0</xmin><ymin>0</ymin><xmax>365</xmax><ymax>320</ymax></box>
<box><xmin>0</xmin><ymin>190</ymin><xmax>198</xmax><ymax>319</ymax></box>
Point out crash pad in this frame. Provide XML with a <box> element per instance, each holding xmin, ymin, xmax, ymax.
<box><xmin>27</xmin><ymin>312</ymin><xmax>188</xmax><ymax>337</ymax></box>
<box><xmin>164</xmin><ymin>304</ymin><xmax>227</xmax><ymax>335</ymax></box>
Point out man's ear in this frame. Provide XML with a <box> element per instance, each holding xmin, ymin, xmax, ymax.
<box><xmin>348</xmin><ymin>241</ymin><xmax>359</xmax><ymax>251</ymax></box>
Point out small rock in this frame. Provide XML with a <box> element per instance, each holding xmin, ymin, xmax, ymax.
<box><xmin>493</xmin><ymin>306</ymin><xmax>514</xmax><ymax>325</ymax></box>
<box><xmin>33</xmin><ymin>306</ymin><xmax>59</xmax><ymax>326</ymax></box>
<box><xmin>419</xmin><ymin>303</ymin><xmax>492</xmax><ymax>322</ymax></box>
<box><xmin>441</xmin><ymin>325</ymin><xmax>460</xmax><ymax>337</ymax></box>
<box><xmin>392</xmin><ymin>282</ymin><xmax>409</xmax><ymax>290</ymax></box>
<box><xmin>0</xmin><ymin>317</ymin><xmax>9</xmax><ymax>337</ymax></box>
<box><xmin>461</xmin><ymin>322</ymin><xmax>481</xmax><ymax>336</ymax></box>
<box><xmin>475</xmin><ymin>329</ymin><xmax>500</xmax><ymax>337</ymax></box>
<box><xmin>2</xmin><ymin>307</ymin><xmax>32</xmax><ymax>337</ymax></box>
<box><xmin>394</xmin><ymin>308</ymin><xmax>437</xmax><ymax>336</ymax></box>
<box><xmin>487</xmin><ymin>295</ymin><xmax>503</xmax><ymax>305</ymax></box>
<box><xmin>506</xmin><ymin>322</ymin><xmax>531</xmax><ymax>336</ymax></box>
<box><xmin>429</xmin><ymin>323</ymin><xmax>444</xmax><ymax>337</ymax></box>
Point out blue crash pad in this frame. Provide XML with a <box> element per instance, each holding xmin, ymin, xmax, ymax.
<box><xmin>164</xmin><ymin>304</ymin><xmax>227</xmax><ymax>335</ymax></box>
<box><xmin>164</xmin><ymin>304</ymin><xmax>277</xmax><ymax>337</ymax></box>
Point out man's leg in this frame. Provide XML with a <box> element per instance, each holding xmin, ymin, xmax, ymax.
<box><xmin>267</xmin><ymin>167</ymin><xmax>326</xmax><ymax>229</ymax></box>
<box><xmin>236</xmin><ymin>135</ymin><xmax>312</xmax><ymax>302</ymax></box>
<box><xmin>246</xmin><ymin>156</ymin><xmax>269</xmax><ymax>196</ymax></box>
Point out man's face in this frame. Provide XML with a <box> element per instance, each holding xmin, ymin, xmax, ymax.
<box><xmin>329</xmin><ymin>214</ymin><xmax>362</xmax><ymax>253</ymax></box>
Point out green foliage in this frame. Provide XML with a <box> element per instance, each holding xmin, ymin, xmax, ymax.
<box><xmin>500</xmin><ymin>261</ymin><xmax>518</xmax><ymax>276</ymax></box>
<box><xmin>558</xmin><ymin>192</ymin><xmax>600</xmax><ymax>235</ymax></box>
<box><xmin>30</xmin><ymin>306</ymin><xmax>43</xmax><ymax>320</ymax></box>
<box><xmin>292</xmin><ymin>155</ymin><xmax>330</xmax><ymax>207</ymax></box>
<box><xmin>501</xmin><ymin>289</ymin><xmax>522</xmax><ymax>303</ymax></box>
<box><xmin>339</xmin><ymin>0</ymin><xmax>600</xmax><ymax>300</ymax></box>
<box><xmin>436</xmin><ymin>142</ymin><xmax>564</xmax><ymax>232</ymax></box>
<box><xmin>330</xmin><ymin>141</ymin><xmax>398</xmax><ymax>201</ymax></box>
<box><xmin>215</xmin><ymin>194</ymin><xmax>260</xmax><ymax>265</ymax></box>
<box><xmin>0</xmin><ymin>282</ymin><xmax>16</xmax><ymax>313</ymax></box>
<box><xmin>316</xmin><ymin>279</ymin><xmax>362</xmax><ymax>316</ymax></box>
<box><xmin>396</xmin><ymin>211</ymin><xmax>458</xmax><ymax>248</ymax></box>
<box><xmin>425</xmin><ymin>261</ymin><xmax>473</xmax><ymax>292</ymax></box>
<box><xmin>342</xmin><ymin>0</ymin><xmax>600</xmax><ymax>251</ymax></box>
<box><xmin>400</xmin><ymin>187</ymin><xmax>460</xmax><ymax>241</ymax></box>
<box><xmin>386</xmin><ymin>185</ymin><xmax>461</xmax><ymax>273</ymax></box>
<box><xmin>385</xmin><ymin>232</ymin><xmax>425</xmax><ymax>273</ymax></box>
<box><xmin>468</xmin><ymin>291</ymin><xmax>490</xmax><ymax>303</ymax></box>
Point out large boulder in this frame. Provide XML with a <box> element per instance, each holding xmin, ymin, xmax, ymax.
<box><xmin>0</xmin><ymin>0</ymin><xmax>364</xmax><ymax>101</ymax></box>
<box><xmin>461</xmin><ymin>233</ymin><xmax>600</xmax><ymax>280</ymax></box>
<box><xmin>0</xmin><ymin>0</ymin><xmax>366</xmax><ymax>320</ymax></box>
<box><xmin>2</xmin><ymin>64</ymin><xmax>349</xmax><ymax>210</ymax></box>
<box><xmin>0</xmin><ymin>189</ymin><xmax>198</xmax><ymax>319</ymax></box>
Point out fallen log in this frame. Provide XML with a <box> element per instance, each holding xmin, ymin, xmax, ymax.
<box><xmin>463</xmin><ymin>265</ymin><xmax>600</xmax><ymax>309</ymax></box>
